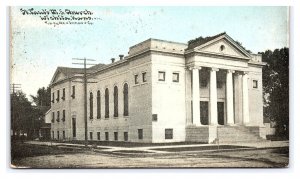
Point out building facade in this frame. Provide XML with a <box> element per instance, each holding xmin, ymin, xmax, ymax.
<box><xmin>47</xmin><ymin>33</ymin><xmax>268</xmax><ymax>143</ymax></box>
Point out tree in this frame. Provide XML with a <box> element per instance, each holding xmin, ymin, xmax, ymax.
<box><xmin>30</xmin><ymin>87</ymin><xmax>51</xmax><ymax>106</ymax></box>
<box><xmin>260</xmin><ymin>47</ymin><xmax>289</xmax><ymax>138</ymax></box>
<box><xmin>11</xmin><ymin>91</ymin><xmax>33</xmax><ymax>138</ymax></box>
<box><xmin>30</xmin><ymin>86</ymin><xmax>51</xmax><ymax>139</ymax></box>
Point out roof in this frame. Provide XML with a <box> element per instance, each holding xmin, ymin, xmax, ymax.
<box><xmin>186</xmin><ymin>32</ymin><xmax>226</xmax><ymax>50</ymax></box>
<box><xmin>57</xmin><ymin>67</ymin><xmax>85</xmax><ymax>78</ymax></box>
<box><xmin>88</xmin><ymin>63</ymin><xmax>107</xmax><ymax>71</ymax></box>
<box><xmin>57</xmin><ymin>63</ymin><xmax>107</xmax><ymax>78</ymax></box>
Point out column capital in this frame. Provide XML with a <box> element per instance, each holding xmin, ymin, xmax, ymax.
<box><xmin>242</xmin><ymin>71</ymin><xmax>249</xmax><ymax>75</ymax></box>
<box><xmin>187</xmin><ymin>66</ymin><xmax>202</xmax><ymax>70</ymax></box>
<box><xmin>210</xmin><ymin>67</ymin><xmax>219</xmax><ymax>72</ymax></box>
<box><xmin>226</xmin><ymin>69</ymin><xmax>235</xmax><ymax>73</ymax></box>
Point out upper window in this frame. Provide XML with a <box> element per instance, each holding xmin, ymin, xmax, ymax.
<box><xmin>71</xmin><ymin>86</ymin><xmax>75</xmax><ymax>99</ymax></box>
<box><xmin>114</xmin><ymin>86</ymin><xmax>119</xmax><ymax>117</ymax></box>
<box><xmin>253</xmin><ymin>80</ymin><xmax>258</xmax><ymax>88</ymax></box>
<box><xmin>56</xmin><ymin>90</ymin><xmax>60</xmax><ymax>102</ymax></box>
<box><xmin>89</xmin><ymin>92</ymin><xmax>93</xmax><ymax>119</ymax></box>
<box><xmin>134</xmin><ymin>74</ymin><xmax>139</xmax><ymax>84</ymax></box>
<box><xmin>123</xmin><ymin>83</ymin><xmax>129</xmax><ymax>116</ymax></box>
<box><xmin>52</xmin><ymin>92</ymin><xmax>55</xmax><ymax>103</ymax></box>
<box><xmin>62</xmin><ymin>110</ymin><xmax>65</xmax><ymax>122</ymax></box>
<box><xmin>172</xmin><ymin>72</ymin><xmax>179</xmax><ymax>82</ymax></box>
<box><xmin>62</xmin><ymin>88</ymin><xmax>65</xmax><ymax>100</ymax></box>
<box><xmin>56</xmin><ymin>111</ymin><xmax>60</xmax><ymax>122</ymax></box>
<box><xmin>52</xmin><ymin>112</ymin><xmax>55</xmax><ymax>123</ymax></box>
<box><xmin>105</xmin><ymin>88</ymin><xmax>109</xmax><ymax>118</ymax></box>
<box><xmin>97</xmin><ymin>90</ymin><xmax>101</xmax><ymax>119</ymax></box>
<box><xmin>158</xmin><ymin>71</ymin><xmax>165</xmax><ymax>81</ymax></box>
<box><xmin>142</xmin><ymin>72</ymin><xmax>147</xmax><ymax>82</ymax></box>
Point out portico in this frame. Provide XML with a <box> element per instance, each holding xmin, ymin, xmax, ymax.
<box><xmin>188</xmin><ymin>66</ymin><xmax>250</xmax><ymax>126</ymax></box>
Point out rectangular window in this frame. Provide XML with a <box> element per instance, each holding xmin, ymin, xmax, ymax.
<box><xmin>124</xmin><ymin>132</ymin><xmax>128</xmax><ymax>141</ymax></box>
<box><xmin>57</xmin><ymin>131</ymin><xmax>59</xmax><ymax>140</ymax></box>
<box><xmin>56</xmin><ymin>90</ymin><xmax>60</xmax><ymax>102</ymax></box>
<box><xmin>97</xmin><ymin>132</ymin><xmax>100</xmax><ymax>140</ymax></box>
<box><xmin>52</xmin><ymin>112</ymin><xmax>55</xmax><ymax>123</ymax></box>
<box><xmin>158</xmin><ymin>71</ymin><xmax>165</xmax><ymax>81</ymax></box>
<box><xmin>71</xmin><ymin>86</ymin><xmax>75</xmax><ymax>99</ymax></box>
<box><xmin>138</xmin><ymin>129</ymin><xmax>143</xmax><ymax>140</ymax></box>
<box><xmin>105</xmin><ymin>132</ymin><xmax>109</xmax><ymax>141</ymax></box>
<box><xmin>152</xmin><ymin>114</ymin><xmax>158</xmax><ymax>122</ymax></box>
<box><xmin>253</xmin><ymin>80</ymin><xmax>258</xmax><ymax>88</ymax></box>
<box><xmin>114</xmin><ymin>132</ymin><xmax>118</xmax><ymax>141</ymax></box>
<box><xmin>90</xmin><ymin>132</ymin><xmax>93</xmax><ymax>140</ymax></box>
<box><xmin>165</xmin><ymin>129</ymin><xmax>173</xmax><ymax>139</ymax></box>
<box><xmin>52</xmin><ymin>131</ymin><xmax>54</xmax><ymax>139</ymax></box>
<box><xmin>52</xmin><ymin>92</ymin><xmax>55</xmax><ymax>103</ymax></box>
<box><xmin>62</xmin><ymin>110</ymin><xmax>65</xmax><ymax>122</ymax></box>
<box><xmin>172</xmin><ymin>72</ymin><xmax>179</xmax><ymax>82</ymax></box>
<box><xmin>56</xmin><ymin>111</ymin><xmax>60</xmax><ymax>122</ymax></box>
<box><xmin>63</xmin><ymin>131</ymin><xmax>65</xmax><ymax>139</ymax></box>
<box><xmin>134</xmin><ymin>74</ymin><xmax>139</xmax><ymax>84</ymax></box>
<box><xmin>62</xmin><ymin>88</ymin><xmax>65</xmax><ymax>100</ymax></box>
<box><xmin>142</xmin><ymin>72</ymin><xmax>147</xmax><ymax>82</ymax></box>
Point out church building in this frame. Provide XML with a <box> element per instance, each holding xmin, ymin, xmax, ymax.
<box><xmin>46</xmin><ymin>32</ymin><xmax>268</xmax><ymax>143</ymax></box>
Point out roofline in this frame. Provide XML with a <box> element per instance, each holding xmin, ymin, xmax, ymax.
<box><xmin>129</xmin><ymin>38</ymin><xmax>187</xmax><ymax>50</ymax></box>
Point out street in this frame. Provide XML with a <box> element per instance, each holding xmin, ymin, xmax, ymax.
<box><xmin>11</xmin><ymin>141</ymin><xmax>289</xmax><ymax>168</ymax></box>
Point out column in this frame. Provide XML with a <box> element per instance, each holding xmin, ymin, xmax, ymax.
<box><xmin>242</xmin><ymin>72</ymin><xmax>250</xmax><ymax>124</ymax></box>
<box><xmin>209</xmin><ymin>68</ymin><xmax>218</xmax><ymax>125</ymax></box>
<box><xmin>226</xmin><ymin>70</ymin><xmax>235</xmax><ymax>125</ymax></box>
<box><xmin>192</xmin><ymin>67</ymin><xmax>201</xmax><ymax>126</ymax></box>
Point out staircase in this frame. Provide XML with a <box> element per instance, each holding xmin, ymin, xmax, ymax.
<box><xmin>216</xmin><ymin>126</ymin><xmax>265</xmax><ymax>143</ymax></box>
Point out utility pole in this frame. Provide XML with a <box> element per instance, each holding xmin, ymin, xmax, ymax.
<box><xmin>11</xmin><ymin>83</ymin><xmax>21</xmax><ymax>95</ymax></box>
<box><xmin>72</xmin><ymin>58</ymin><xmax>97</xmax><ymax>147</ymax></box>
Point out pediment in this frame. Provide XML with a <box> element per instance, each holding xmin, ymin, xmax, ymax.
<box><xmin>190</xmin><ymin>34</ymin><xmax>252</xmax><ymax>60</ymax></box>
<box><xmin>50</xmin><ymin>70</ymin><xmax>67</xmax><ymax>84</ymax></box>
<box><xmin>196</xmin><ymin>38</ymin><xmax>250</xmax><ymax>59</ymax></box>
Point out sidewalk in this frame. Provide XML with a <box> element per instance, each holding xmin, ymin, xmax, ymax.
<box><xmin>26</xmin><ymin>140</ymin><xmax>289</xmax><ymax>154</ymax></box>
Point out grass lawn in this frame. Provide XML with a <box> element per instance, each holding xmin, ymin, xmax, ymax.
<box><xmin>11</xmin><ymin>141</ymin><xmax>84</xmax><ymax>163</ymax></box>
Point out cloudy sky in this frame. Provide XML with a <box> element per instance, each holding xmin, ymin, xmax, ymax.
<box><xmin>10</xmin><ymin>6</ymin><xmax>288</xmax><ymax>99</ymax></box>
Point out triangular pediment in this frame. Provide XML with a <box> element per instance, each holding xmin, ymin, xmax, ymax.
<box><xmin>50</xmin><ymin>69</ymin><xmax>67</xmax><ymax>84</ymax></box>
<box><xmin>190</xmin><ymin>33</ymin><xmax>252</xmax><ymax>59</ymax></box>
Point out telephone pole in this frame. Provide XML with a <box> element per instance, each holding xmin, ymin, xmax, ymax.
<box><xmin>72</xmin><ymin>58</ymin><xmax>97</xmax><ymax>147</ymax></box>
<box><xmin>10</xmin><ymin>83</ymin><xmax>21</xmax><ymax>94</ymax></box>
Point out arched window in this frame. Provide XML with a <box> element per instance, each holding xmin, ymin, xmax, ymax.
<box><xmin>123</xmin><ymin>83</ymin><xmax>129</xmax><ymax>116</ymax></box>
<box><xmin>114</xmin><ymin>86</ymin><xmax>118</xmax><ymax>117</ymax></box>
<box><xmin>105</xmin><ymin>88</ymin><xmax>109</xmax><ymax>118</ymax></box>
<box><xmin>89</xmin><ymin>92</ymin><xmax>93</xmax><ymax>119</ymax></box>
<box><xmin>97</xmin><ymin>90</ymin><xmax>101</xmax><ymax>119</ymax></box>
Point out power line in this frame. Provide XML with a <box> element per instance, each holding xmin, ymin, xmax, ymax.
<box><xmin>10</xmin><ymin>83</ymin><xmax>21</xmax><ymax>94</ymax></box>
<box><xmin>71</xmin><ymin>58</ymin><xmax>97</xmax><ymax>147</ymax></box>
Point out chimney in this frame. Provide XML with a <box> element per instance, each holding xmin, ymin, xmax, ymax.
<box><xmin>119</xmin><ymin>54</ymin><xmax>124</xmax><ymax>60</ymax></box>
<box><xmin>111</xmin><ymin>58</ymin><xmax>115</xmax><ymax>63</ymax></box>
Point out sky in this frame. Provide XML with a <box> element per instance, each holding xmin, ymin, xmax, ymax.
<box><xmin>10</xmin><ymin>6</ymin><xmax>289</xmax><ymax>99</ymax></box>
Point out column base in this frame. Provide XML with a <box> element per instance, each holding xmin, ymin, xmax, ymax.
<box><xmin>225</xmin><ymin>123</ymin><xmax>236</xmax><ymax>126</ymax></box>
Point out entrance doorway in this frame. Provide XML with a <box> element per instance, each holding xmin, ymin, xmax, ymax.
<box><xmin>200</xmin><ymin>101</ymin><xmax>209</xmax><ymax>125</ymax></box>
<box><xmin>217</xmin><ymin>102</ymin><xmax>225</xmax><ymax>125</ymax></box>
